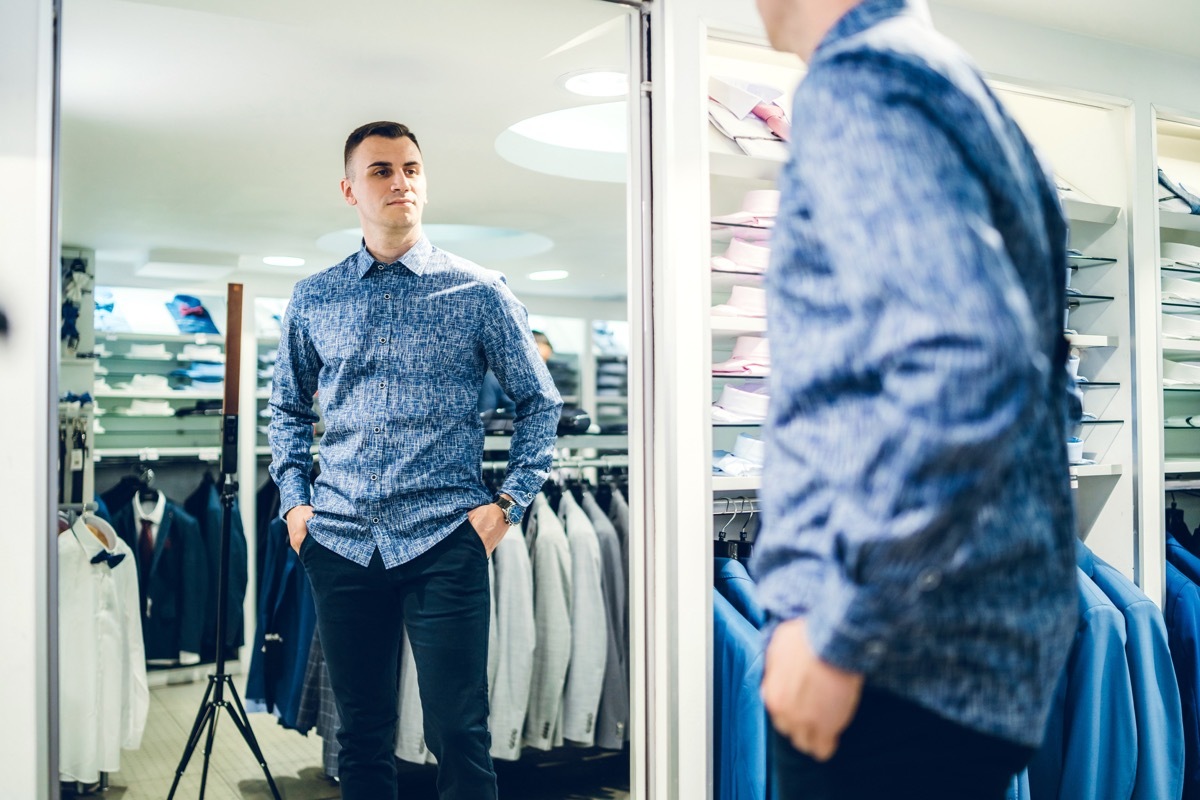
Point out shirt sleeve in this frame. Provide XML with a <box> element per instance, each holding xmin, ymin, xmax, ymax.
<box><xmin>482</xmin><ymin>279</ymin><xmax>562</xmax><ymax>509</ymax></box>
<box><xmin>267</xmin><ymin>288</ymin><xmax>321</xmax><ymax>519</ymax></box>
<box><xmin>756</xmin><ymin>62</ymin><xmax>1048</xmax><ymax>674</ymax></box>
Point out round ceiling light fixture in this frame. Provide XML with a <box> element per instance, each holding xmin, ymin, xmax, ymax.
<box><xmin>529</xmin><ymin>269</ymin><xmax>569</xmax><ymax>282</ymax></box>
<box><xmin>263</xmin><ymin>256</ymin><xmax>305</xmax><ymax>267</ymax></box>
<box><xmin>562</xmin><ymin>70</ymin><xmax>628</xmax><ymax>98</ymax></box>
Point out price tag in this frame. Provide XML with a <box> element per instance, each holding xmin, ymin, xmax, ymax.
<box><xmin>70</xmin><ymin>450</ymin><xmax>84</xmax><ymax>471</ymax></box>
<box><xmin>139</xmin><ymin>448</ymin><xmax>160</xmax><ymax>462</ymax></box>
<box><xmin>198</xmin><ymin>448</ymin><xmax>220</xmax><ymax>463</ymax></box>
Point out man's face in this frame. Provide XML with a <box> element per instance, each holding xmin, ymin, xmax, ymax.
<box><xmin>340</xmin><ymin>135</ymin><xmax>427</xmax><ymax>234</ymax></box>
<box><xmin>536</xmin><ymin>341</ymin><xmax>553</xmax><ymax>363</ymax></box>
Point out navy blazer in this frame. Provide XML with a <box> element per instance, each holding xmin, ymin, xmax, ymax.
<box><xmin>113</xmin><ymin>498</ymin><xmax>209</xmax><ymax>662</ymax></box>
<box><xmin>714</xmin><ymin>591</ymin><xmax>767</xmax><ymax>800</ymax></box>
<box><xmin>1078</xmin><ymin>541</ymin><xmax>1184</xmax><ymax>800</ymax></box>
<box><xmin>1028</xmin><ymin>568</ymin><xmax>1137</xmax><ymax>800</ymax></box>
<box><xmin>715</xmin><ymin>557</ymin><xmax>765</xmax><ymax>630</ymax></box>
<box><xmin>1167</xmin><ymin>560</ymin><xmax>1200</xmax><ymax>800</ymax></box>
<box><xmin>185</xmin><ymin>473</ymin><xmax>248</xmax><ymax>659</ymax></box>
<box><xmin>245</xmin><ymin>517</ymin><xmax>316</xmax><ymax>730</ymax></box>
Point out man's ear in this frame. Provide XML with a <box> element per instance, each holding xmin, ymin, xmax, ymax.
<box><xmin>340</xmin><ymin>177</ymin><xmax>357</xmax><ymax>206</ymax></box>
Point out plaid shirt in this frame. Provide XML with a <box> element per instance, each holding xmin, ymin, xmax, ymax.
<box><xmin>751</xmin><ymin>0</ymin><xmax>1078</xmax><ymax>746</ymax></box>
<box><xmin>268</xmin><ymin>237</ymin><xmax>561</xmax><ymax>568</ymax></box>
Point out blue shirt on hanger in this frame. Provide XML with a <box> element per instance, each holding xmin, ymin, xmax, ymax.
<box><xmin>714</xmin><ymin>591</ymin><xmax>767</xmax><ymax>800</ymax></box>
<box><xmin>1166</xmin><ymin>560</ymin><xmax>1200</xmax><ymax>800</ymax></box>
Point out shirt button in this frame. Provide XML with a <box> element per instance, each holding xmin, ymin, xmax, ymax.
<box><xmin>371</xmin><ymin>474</ymin><xmax>378</xmax><ymax>481</ymax></box>
<box><xmin>917</xmin><ymin>569</ymin><xmax>942</xmax><ymax>592</ymax></box>
<box><xmin>379</xmin><ymin>381</ymin><xmax>385</xmax><ymax>390</ymax></box>
<box><xmin>372</xmin><ymin>517</ymin><xmax>380</xmax><ymax>523</ymax></box>
<box><xmin>379</xmin><ymin>337</ymin><xmax>386</xmax><ymax>344</ymax></box>
<box><xmin>384</xmin><ymin>293</ymin><xmax>391</xmax><ymax>300</ymax></box>
<box><xmin>374</xmin><ymin>427</ymin><xmax>381</xmax><ymax>433</ymax></box>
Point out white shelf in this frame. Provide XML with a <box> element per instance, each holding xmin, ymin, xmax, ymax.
<box><xmin>95</xmin><ymin>446</ymin><xmax>223</xmax><ymax>462</ymax></box>
<box><xmin>1161</xmin><ymin>209</ymin><xmax>1200</xmax><ymax>236</ymax></box>
<box><xmin>708</xmin><ymin>149</ymin><xmax>785</xmax><ymax>182</ymax></box>
<box><xmin>712</xmin><ymin>270</ymin><xmax>766</xmax><ymax>291</ymax></box>
<box><xmin>713</xmin><ymin>476</ymin><xmax>761</xmax><ymax>492</ymax></box>
<box><xmin>711</xmin><ymin>316</ymin><xmax>767</xmax><ymax>335</ymax></box>
<box><xmin>1066</xmin><ymin>333</ymin><xmax>1118</xmax><ymax>349</ymax></box>
<box><xmin>1166</xmin><ymin>459</ymin><xmax>1200</xmax><ymax>474</ymax></box>
<box><xmin>1070</xmin><ymin>463</ymin><xmax>1123</xmax><ymax>478</ymax></box>
<box><xmin>94</xmin><ymin>389</ymin><xmax>271</xmax><ymax>400</ymax></box>
<box><xmin>595</xmin><ymin>396</ymin><xmax>629</xmax><ymax>404</ymax></box>
<box><xmin>97</xmin><ymin>331</ymin><xmax>224</xmax><ymax>344</ymax></box>
<box><xmin>1063</xmin><ymin>197</ymin><xmax>1120</xmax><ymax>225</ymax></box>
<box><xmin>1164</xmin><ymin>340</ymin><xmax>1200</xmax><ymax>358</ymax></box>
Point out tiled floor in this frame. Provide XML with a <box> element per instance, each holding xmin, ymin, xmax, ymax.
<box><xmin>72</xmin><ymin>679</ymin><xmax>630</xmax><ymax>799</ymax></box>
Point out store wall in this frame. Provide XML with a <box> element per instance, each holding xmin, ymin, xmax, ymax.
<box><xmin>0</xmin><ymin>0</ymin><xmax>55</xmax><ymax>796</ymax></box>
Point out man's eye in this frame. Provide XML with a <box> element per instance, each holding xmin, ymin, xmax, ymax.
<box><xmin>375</xmin><ymin>170</ymin><xmax>390</xmax><ymax>177</ymax></box>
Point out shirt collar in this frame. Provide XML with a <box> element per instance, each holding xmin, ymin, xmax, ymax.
<box><xmin>133</xmin><ymin>491</ymin><xmax>166</xmax><ymax>527</ymax></box>
<box><xmin>353</xmin><ymin>235</ymin><xmax>433</xmax><ymax>279</ymax></box>
<box><xmin>69</xmin><ymin>515</ymin><xmax>117</xmax><ymax>561</ymax></box>
<box><xmin>813</xmin><ymin>0</ymin><xmax>910</xmax><ymax>60</ymax></box>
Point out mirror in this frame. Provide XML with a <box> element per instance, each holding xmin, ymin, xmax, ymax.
<box><xmin>56</xmin><ymin>1</ymin><xmax>637</xmax><ymax>797</ymax></box>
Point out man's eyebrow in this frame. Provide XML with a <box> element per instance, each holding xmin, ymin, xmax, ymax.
<box><xmin>366</xmin><ymin>160</ymin><xmax>421</xmax><ymax>169</ymax></box>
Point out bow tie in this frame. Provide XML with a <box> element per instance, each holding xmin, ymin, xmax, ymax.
<box><xmin>179</xmin><ymin>304</ymin><xmax>207</xmax><ymax>318</ymax></box>
<box><xmin>95</xmin><ymin>302</ymin><xmax>115</xmax><ymax>313</ymax></box>
<box><xmin>90</xmin><ymin>550</ymin><xmax>127</xmax><ymax>569</ymax></box>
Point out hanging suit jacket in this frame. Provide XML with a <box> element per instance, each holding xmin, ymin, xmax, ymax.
<box><xmin>1028</xmin><ymin>568</ymin><xmax>1137</xmax><ymax>800</ymax></box>
<box><xmin>244</xmin><ymin>517</ymin><xmax>316</xmax><ymax>729</ymax></box>
<box><xmin>715</xmin><ymin>557</ymin><xmax>765</xmax><ymax>630</ymax></box>
<box><xmin>184</xmin><ymin>473</ymin><xmax>248</xmax><ymax>659</ymax></box>
<box><xmin>1167</xmin><ymin>560</ymin><xmax>1200</xmax><ymax>800</ymax></box>
<box><xmin>714</xmin><ymin>591</ymin><xmax>767</xmax><ymax>800</ymax></box>
<box><xmin>559</xmin><ymin>492</ymin><xmax>608</xmax><ymax>746</ymax></box>
<box><xmin>1078</xmin><ymin>541</ymin><xmax>1185</xmax><ymax>800</ymax></box>
<box><xmin>523</xmin><ymin>494</ymin><xmax>573</xmax><ymax>751</ymax></box>
<box><xmin>489</xmin><ymin>524</ymin><xmax>537</xmax><ymax>761</ymax></box>
<box><xmin>582</xmin><ymin>491</ymin><xmax>630</xmax><ymax>751</ymax></box>
<box><xmin>1007</xmin><ymin>770</ymin><xmax>1031</xmax><ymax>800</ymax></box>
<box><xmin>112</xmin><ymin>498</ymin><xmax>208</xmax><ymax>662</ymax></box>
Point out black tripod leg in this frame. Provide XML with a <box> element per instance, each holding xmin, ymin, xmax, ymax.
<box><xmin>167</xmin><ymin>697</ymin><xmax>215</xmax><ymax>800</ymax></box>
<box><xmin>222</xmin><ymin>684</ymin><xmax>284</xmax><ymax>800</ymax></box>
<box><xmin>197</xmin><ymin>702</ymin><xmax>222</xmax><ymax>800</ymax></box>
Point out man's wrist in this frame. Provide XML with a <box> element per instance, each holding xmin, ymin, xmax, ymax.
<box><xmin>493</xmin><ymin>493</ymin><xmax>523</xmax><ymax>526</ymax></box>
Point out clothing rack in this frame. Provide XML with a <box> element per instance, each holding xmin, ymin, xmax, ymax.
<box><xmin>1166</xmin><ymin>479</ymin><xmax>1200</xmax><ymax>491</ymax></box>
<box><xmin>481</xmin><ymin>455</ymin><xmax>631</xmax><ymax>471</ymax></box>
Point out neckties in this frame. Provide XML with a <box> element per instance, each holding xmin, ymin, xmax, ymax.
<box><xmin>751</xmin><ymin>102</ymin><xmax>791</xmax><ymax>142</ymax></box>
<box><xmin>90</xmin><ymin>550</ymin><xmax>127</xmax><ymax>569</ymax></box>
<box><xmin>138</xmin><ymin>518</ymin><xmax>155</xmax><ymax>578</ymax></box>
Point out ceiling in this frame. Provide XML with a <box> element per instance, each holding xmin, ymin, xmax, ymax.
<box><xmin>933</xmin><ymin>0</ymin><xmax>1200</xmax><ymax>62</ymax></box>
<box><xmin>60</xmin><ymin>0</ymin><xmax>632</xmax><ymax>301</ymax></box>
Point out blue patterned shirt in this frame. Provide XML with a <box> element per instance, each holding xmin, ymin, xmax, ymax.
<box><xmin>268</xmin><ymin>237</ymin><xmax>562</xmax><ymax>568</ymax></box>
<box><xmin>750</xmin><ymin>0</ymin><xmax>1078</xmax><ymax>746</ymax></box>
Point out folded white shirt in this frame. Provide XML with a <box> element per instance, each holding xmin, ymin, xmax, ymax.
<box><xmin>711</xmin><ymin>238</ymin><xmax>771</xmax><ymax>275</ymax></box>
<box><xmin>712</xmin><ymin>285</ymin><xmax>767</xmax><ymax>318</ymax></box>
<box><xmin>712</xmin><ymin>383</ymin><xmax>769</xmax><ymax>423</ymax></box>
<box><xmin>1162</xmin><ymin>276</ymin><xmax>1200</xmax><ymax>302</ymax></box>
<box><xmin>1163</xmin><ymin>359</ymin><xmax>1200</xmax><ymax>385</ymax></box>
<box><xmin>1163</xmin><ymin>314</ymin><xmax>1200</xmax><ymax>340</ymax></box>
<box><xmin>714</xmin><ymin>336</ymin><xmax>770</xmax><ymax>376</ymax></box>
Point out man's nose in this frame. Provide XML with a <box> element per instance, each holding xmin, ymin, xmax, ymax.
<box><xmin>391</xmin><ymin>173</ymin><xmax>411</xmax><ymax>193</ymax></box>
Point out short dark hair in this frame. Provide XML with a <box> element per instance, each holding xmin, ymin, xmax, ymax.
<box><xmin>344</xmin><ymin>121</ymin><xmax>421</xmax><ymax>178</ymax></box>
<box><xmin>531</xmin><ymin>330</ymin><xmax>552</xmax><ymax>349</ymax></box>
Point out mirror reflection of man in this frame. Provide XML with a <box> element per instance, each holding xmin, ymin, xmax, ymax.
<box><xmin>268</xmin><ymin>120</ymin><xmax>562</xmax><ymax>800</ymax></box>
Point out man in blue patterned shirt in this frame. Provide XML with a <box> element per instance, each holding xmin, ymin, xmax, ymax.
<box><xmin>268</xmin><ymin>121</ymin><xmax>561</xmax><ymax>799</ymax></box>
<box><xmin>749</xmin><ymin>1</ymin><xmax>1078</xmax><ymax>797</ymax></box>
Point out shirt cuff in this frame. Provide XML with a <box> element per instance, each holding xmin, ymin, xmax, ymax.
<box><xmin>276</xmin><ymin>469</ymin><xmax>312</xmax><ymax>520</ymax></box>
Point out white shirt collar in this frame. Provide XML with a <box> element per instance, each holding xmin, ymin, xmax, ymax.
<box><xmin>133</xmin><ymin>491</ymin><xmax>166</xmax><ymax>527</ymax></box>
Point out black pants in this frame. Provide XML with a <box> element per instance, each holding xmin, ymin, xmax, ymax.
<box><xmin>300</xmin><ymin>520</ymin><xmax>496</xmax><ymax>800</ymax></box>
<box><xmin>772</xmin><ymin>686</ymin><xmax>1034</xmax><ymax>800</ymax></box>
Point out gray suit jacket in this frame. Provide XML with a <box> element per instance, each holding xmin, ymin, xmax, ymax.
<box><xmin>559</xmin><ymin>493</ymin><xmax>608</xmax><ymax>746</ymax></box>
<box><xmin>489</xmin><ymin>525</ymin><xmax>536</xmax><ymax>760</ymax></box>
<box><xmin>582</xmin><ymin>491</ymin><xmax>629</xmax><ymax>750</ymax></box>
<box><xmin>523</xmin><ymin>494</ymin><xmax>573</xmax><ymax>751</ymax></box>
<box><xmin>395</xmin><ymin>629</ymin><xmax>430</xmax><ymax>765</ymax></box>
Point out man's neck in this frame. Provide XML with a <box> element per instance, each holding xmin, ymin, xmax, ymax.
<box><xmin>364</xmin><ymin>226</ymin><xmax>423</xmax><ymax>265</ymax></box>
<box><xmin>792</xmin><ymin>0</ymin><xmax>862</xmax><ymax>61</ymax></box>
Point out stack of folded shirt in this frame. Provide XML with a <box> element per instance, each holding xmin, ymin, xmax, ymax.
<box><xmin>711</xmin><ymin>238</ymin><xmax>771</xmax><ymax>275</ymax></box>
<box><xmin>712</xmin><ymin>190</ymin><xmax>779</xmax><ymax>241</ymax></box>
<box><xmin>712</xmin><ymin>382</ymin><xmax>769</xmax><ymax>424</ymax></box>
<box><xmin>708</xmin><ymin>76</ymin><xmax>790</xmax><ymax>161</ymax></box>
<box><xmin>712</xmin><ymin>286</ymin><xmax>766</xmax><ymax>318</ymax></box>
<box><xmin>713</xmin><ymin>336</ymin><xmax>770</xmax><ymax>377</ymax></box>
<box><xmin>171</xmin><ymin>362</ymin><xmax>225</xmax><ymax>385</ymax></box>
<box><xmin>713</xmin><ymin>433</ymin><xmax>765</xmax><ymax>476</ymax></box>
<box><xmin>179</xmin><ymin>343</ymin><xmax>224</xmax><ymax>363</ymax></box>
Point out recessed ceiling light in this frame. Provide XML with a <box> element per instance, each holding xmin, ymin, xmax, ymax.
<box><xmin>263</xmin><ymin>256</ymin><xmax>305</xmax><ymax>267</ymax></box>
<box><xmin>563</xmin><ymin>70</ymin><xmax>628</xmax><ymax>98</ymax></box>
<box><xmin>529</xmin><ymin>270</ymin><xmax>569</xmax><ymax>282</ymax></box>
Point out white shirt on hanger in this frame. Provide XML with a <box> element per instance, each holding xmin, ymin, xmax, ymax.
<box><xmin>58</xmin><ymin>514</ymin><xmax>149</xmax><ymax>783</ymax></box>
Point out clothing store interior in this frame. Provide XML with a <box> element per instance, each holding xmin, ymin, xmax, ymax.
<box><xmin>47</xmin><ymin>0</ymin><xmax>1200</xmax><ymax>798</ymax></box>
<box><xmin>56</xmin><ymin>0</ymin><xmax>637</xmax><ymax>796</ymax></box>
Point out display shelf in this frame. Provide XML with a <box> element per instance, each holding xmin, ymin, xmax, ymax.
<box><xmin>1164</xmin><ymin>385</ymin><xmax>1200</xmax><ymax>392</ymax></box>
<box><xmin>1065</xmin><ymin>334</ymin><xmax>1118</xmax><ymax>349</ymax></box>
<box><xmin>1165</xmin><ymin>425</ymin><xmax>1200</xmax><ymax>430</ymax></box>
<box><xmin>1163</xmin><ymin>340</ymin><xmax>1200</xmax><ymax>358</ymax></box>
<box><xmin>482</xmin><ymin>433</ymin><xmax>629</xmax><ymax>451</ymax></box>
<box><xmin>1067</xmin><ymin>293</ymin><xmax>1114</xmax><ymax>306</ymax></box>
<box><xmin>708</xmin><ymin>149</ymin><xmax>785</xmax><ymax>182</ymax></box>
<box><xmin>712</xmin><ymin>374</ymin><xmax>768</xmax><ymax>380</ymax></box>
<box><xmin>1162</xmin><ymin>263</ymin><xmax>1200</xmax><ymax>277</ymax></box>
<box><xmin>1063</xmin><ymin>197</ymin><xmax>1120</xmax><ymax>225</ymax></box>
<box><xmin>1166</xmin><ymin>459</ymin><xmax>1200</xmax><ymax>474</ymax></box>
<box><xmin>1070</xmin><ymin>463</ymin><xmax>1123</xmax><ymax>478</ymax></box>
<box><xmin>713</xmin><ymin>421</ymin><xmax>763</xmax><ymax>427</ymax></box>
<box><xmin>97</xmin><ymin>331</ymin><xmax>225</xmax><ymax>344</ymax></box>
<box><xmin>711</xmin><ymin>270</ymin><xmax>766</xmax><ymax>291</ymax></box>
<box><xmin>595</xmin><ymin>396</ymin><xmax>629</xmax><ymax>404</ymax></box>
<box><xmin>1161</xmin><ymin>209</ymin><xmax>1200</xmax><ymax>236</ymax></box>
<box><xmin>713</xmin><ymin>475</ymin><xmax>762</xmax><ymax>492</ymax></box>
<box><xmin>1069</xmin><ymin>255</ymin><xmax>1118</xmax><ymax>270</ymax></box>
<box><xmin>1162</xmin><ymin>301</ymin><xmax>1200</xmax><ymax>314</ymax></box>
<box><xmin>94</xmin><ymin>388</ymin><xmax>271</xmax><ymax>400</ymax></box>
<box><xmin>1079</xmin><ymin>382</ymin><xmax>1120</xmax><ymax>388</ymax></box>
<box><xmin>95</xmin><ymin>446</ymin><xmax>223</xmax><ymax>462</ymax></box>
<box><xmin>1080</xmin><ymin>419</ymin><xmax>1124</xmax><ymax>425</ymax></box>
<box><xmin>711</xmin><ymin>316</ymin><xmax>767</xmax><ymax>335</ymax></box>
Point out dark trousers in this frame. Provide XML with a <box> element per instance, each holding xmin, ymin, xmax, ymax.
<box><xmin>300</xmin><ymin>520</ymin><xmax>496</xmax><ymax>800</ymax></box>
<box><xmin>772</xmin><ymin>686</ymin><xmax>1034</xmax><ymax>800</ymax></box>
